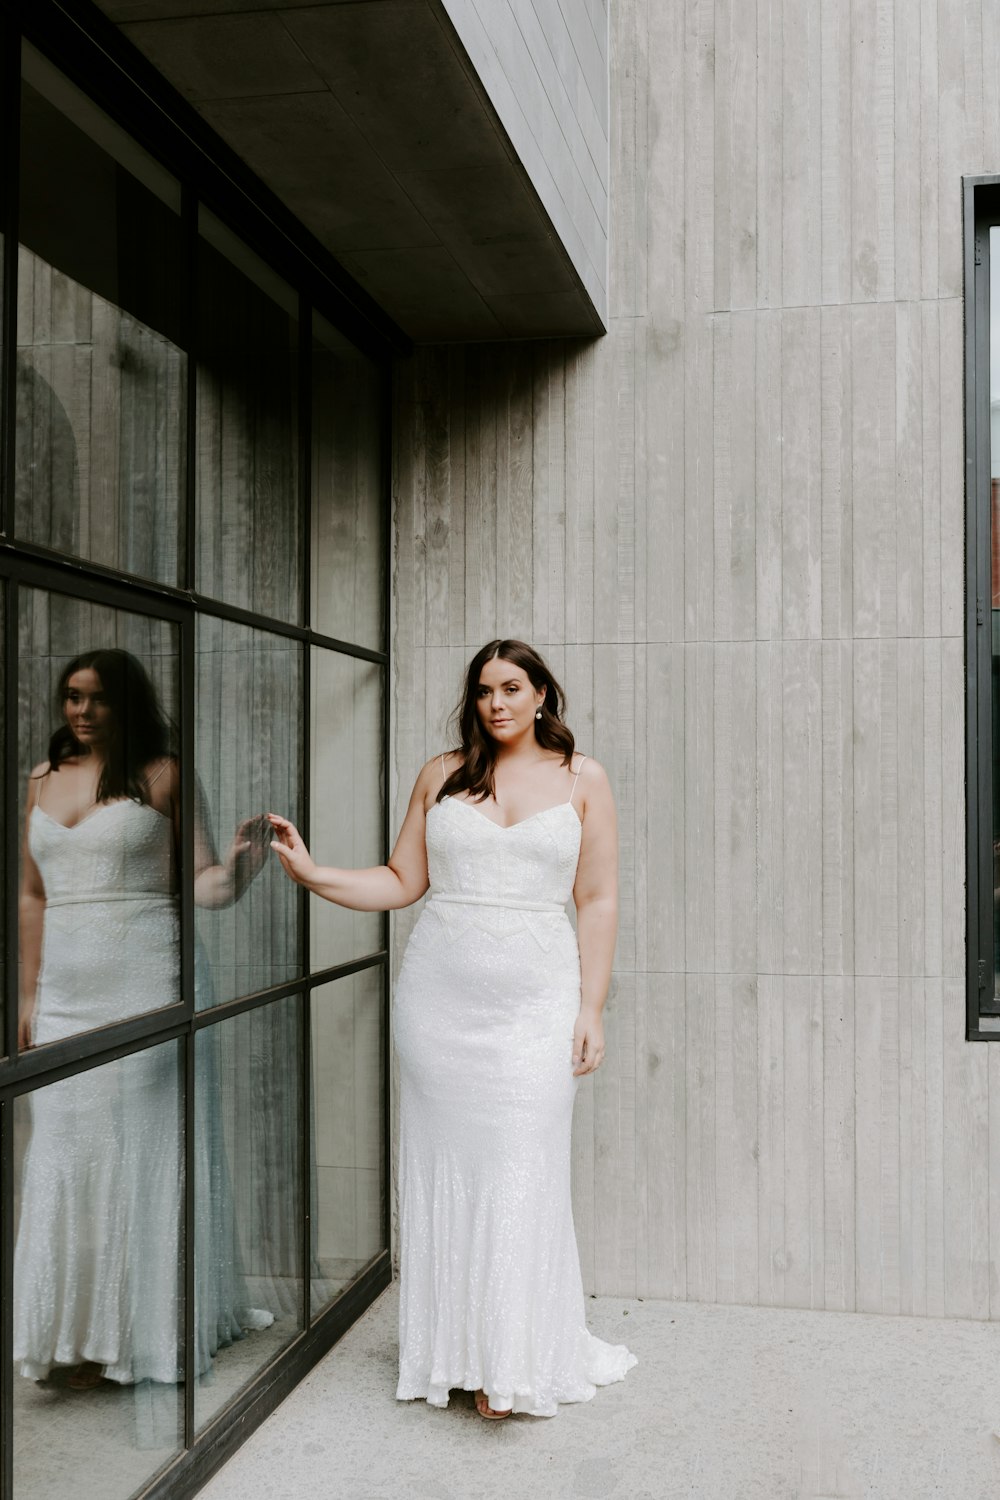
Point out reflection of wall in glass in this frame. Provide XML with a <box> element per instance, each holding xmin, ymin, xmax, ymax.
<box><xmin>311</xmin><ymin>969</ymin><xmax>384</xmax><ymax>1315</ymax></box>
<box><xmin>16</xmin><ymin>47</ymin><xmax>185</xmax><ymax>584</ymax></box>
<box><xmin>310</xmin><ymin>651</ymin><xmax>384</xmax><ymax>970</ymax></box>
<box><xmin>195</xmin><ymin>998</ymin><xmax>303</xmax><ymax>1430</ymax></box>
<box><xmin>197</xmin><ymin>211</ymin><xmax>300</xmax><ymax>623</ymax></box>
<box><xmin>195</xmin><ymin>615</ymin><xmax>302</xmax><ymax>1006</ymax></box>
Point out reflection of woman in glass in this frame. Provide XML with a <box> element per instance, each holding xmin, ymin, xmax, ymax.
<box><xmin>15</xmin><ymin>648</ymin><xmax>270</xmax><ymax>1390</ymax></box>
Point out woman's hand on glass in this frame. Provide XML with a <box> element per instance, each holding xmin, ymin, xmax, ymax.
<box><xmin>268</xmin><ymin>813</ymin><xmax>318</xmax><ymax>888</ymax></box>
<box><xmin>224</xmin><ymin>814</ymin><xmax>271</xmax><ymax>892</ymax></box>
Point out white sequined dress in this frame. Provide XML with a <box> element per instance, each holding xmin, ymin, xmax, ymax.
<box><xmin>14</xmin><ymin>797</ymin><xmax>269</xmax><ymax>1384</ymax></box>
<box><xmin>392</xmin><ymin>770</ymin><xmax>638</xmax><ymax>1416</ymax></box>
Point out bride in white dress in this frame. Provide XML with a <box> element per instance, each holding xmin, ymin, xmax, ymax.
<box><xmin>15</xmin><ymin>648</ymin><xmax>271</xmax><ymax>1388</ymax></box>
<box><xmin>269</xmin><ymin>638</ymin><xmax>637</xmax><ymax>1420</ymax></box>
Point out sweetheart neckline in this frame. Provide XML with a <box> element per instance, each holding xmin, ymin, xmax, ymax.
<box><xmin>431</xmin><ymin>796</ymin><xmax>582</xmax><ymax>834</ymax></box>
<box><xmin>31</xmin><ymin>800</ymin><xmax>169</xmax><ymax>833</ymax></box>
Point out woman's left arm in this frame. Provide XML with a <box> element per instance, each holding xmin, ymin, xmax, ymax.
<box><xmin>160</xmin><ymin>760</ymin><xmax>268</xmax><ymax>910</ymax></box>
<box><xmin>572</xmin><ymin>759</ymin><xmax>618</xmax><ymax>1077</ymax></box>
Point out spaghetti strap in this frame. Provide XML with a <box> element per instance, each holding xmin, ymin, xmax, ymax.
<box><xmin>567</xmin><ymin>755</ymin><xmax>587</xmax><ymax>807</ymax></box>
<box><xmin>145</xmin><ymin>757</ymin><xmax>172</xmax><ymax>790</ymax></box>
<box><xmin>439</xmin><ymin>753</ymin><xmax>447</xmax><ymax>788</ymax></box>
<box><xmin>34</xmin><ymin>765</ymin><xmax>53</xmax><ymax>812</ymax></box>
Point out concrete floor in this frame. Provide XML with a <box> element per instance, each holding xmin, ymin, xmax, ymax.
<box><xmin>12</xmin><ymin>1308</ymin><xmax>298</xmax><ymax>1499</ymax></box>
<box><xmin>198</xmin><ymin>1282</ymin><xmax>1000</xmax><ymax>1500</ymax></box>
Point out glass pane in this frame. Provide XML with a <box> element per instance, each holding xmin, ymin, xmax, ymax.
<box><xmin>12</xmin><ymin>1040</ymin><xmax>183</xmax><ymax>1499</ymax></box>
<box><xmin>992</xmin><ymin>225</ymin><xmax>1000</xmax><ymax>1000</ymax></box>
<box><xmin>311</xmin><ymin>968</ymin><xmax>385</xmax><ymax>1316</ymax></box>
<box><xmin>310</xmin><ymin>652</ymin><xmax>384</xmax><ymax>970</ymax></box>
<box><xmin>196</xmin><ymin>209</ymin><xmax>301</xmax><ymax>622</ymax></box>
<box><xmin>0</xmin><ymin>580</ymin><xmax>5</xmax><ymax>1053</ymax></box>
<box><xmin>17</xmin><ymin>590</ymin><xmax>181</xmax><ymax>1047</ymax></box>
<box><xmin>312</xmin><ymin>315</ymin><xmax>385</xmax><ymax>649</ymax></box>
<box><xmin>195</xmin><ymin>616</ymin><xmax>302</xmax><ymax>1006</ymax></box>
<box><xmin>195</xmin><ymin>997</ymin><xmax>303</xmax><ymax>1429</ymax></box>
<box><xmin>16</xmin><ymin>44</ymin><xmax>185</xmax><ymax>584</ymax></box>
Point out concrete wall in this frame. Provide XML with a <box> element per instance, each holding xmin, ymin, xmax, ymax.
<box><xmin>440</xmin><ymin>0</ymin><xmax>609</xmax><ymax>326</ymax></box>
<box><xmin>391</xmin><ymin>0</ymin><xmax>1000</xmax><ymax>1317</ymax></box>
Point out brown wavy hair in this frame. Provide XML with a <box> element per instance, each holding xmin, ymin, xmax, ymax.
<box><xmin>437</xmin><ymin>640</ymin><xmax>575</xmax><ymax>804</ymax></box>
<box><xmin>45</xmin><ymin>649</ymin><xmax>174</xmax><ymax>805</ymax></box>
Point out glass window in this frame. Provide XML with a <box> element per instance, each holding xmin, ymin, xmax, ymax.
<box><xmin>195</xmin><ymin>615</ymin><xmax>303</xmax><ymax>1007</ymax></box>
<box><xmin>12</xmin><ymin>1041</ymin><xmax>184</xmax><ymax>1498</ymax></box>
<box><xmin>16</xmin><ymin>45</ymin><xmax>185</xmax><ymax>584</ymax></box>
<box><xmin>310</xmin><ymin>650</ymin><xmax>384</xmax><ymax>971</ymax></box>
<box><xmin>311</xmin><ymin>968</ymin><xmax>385</xmax><ymax>1316</ymax></box>
<box><xmin>312</xmin><ymin>315</ymin><xmax>385</xmax><ymax>649</ymax></box>
<box><xmin>196</xmin><ymin>210</ymin><xmax>301</xmax><ymax>622</ymax></box>
<box><xmin>966</xmin><ymin>194</ymin><xmax>1000</xmax><ymax>1037</ymax></box>
<box><xmin>195</xmin><ymin>996</ymin><xmax>303</xmax><ymax>1429</ymax></box>
<box><xmin>0</xmin><ymin>580</ymin><xmax>5</xmax><ymax>1054</ymax></box>
<box><xmin>17</xmin><ymin>588</ymin><xmax>181</xmax><ymax>1047</ymax></box>
<box><xmin>992</xmin><ymin>225</ymin><xmax>1000</xmax><ymax>1006</ymax></box>
<box><xmin>1</xmin><ymin>15</ymin><xmax>391</xmax><ymax>1487</ymax></box>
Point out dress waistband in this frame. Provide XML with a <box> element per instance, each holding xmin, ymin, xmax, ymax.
<box><xmin>430</xmin><ymin>892</ymin><xmax>565</xmax><ymax>914</ymax></box>
<box><xmin>45</xmin><ymin>891</ymin><xmax>176</xmax><ymax>909</ymax></box>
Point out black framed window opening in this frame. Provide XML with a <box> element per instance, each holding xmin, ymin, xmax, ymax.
<box><xmin>964</xmin><ymin>178</ymin><xmax>1000</xmax><ymax>1040</ymax></box>
<box><xmin>1</xmin><ymin>13</ymin><xmax>392</xmax><ymax>1500</ymax></box>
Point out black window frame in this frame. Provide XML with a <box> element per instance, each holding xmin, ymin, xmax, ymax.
<box><xmin>0</xmin><ymin>3</ymin><xmax>404</xmax><ymax>1495</ymax></box>
<box><xmin>964</xmin><ymin>176</ymin><xmax>1000</xmax><ymax>1040</ymax></box>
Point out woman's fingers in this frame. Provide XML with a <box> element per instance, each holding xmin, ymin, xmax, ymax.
<box><xmin>267</xmin><ymin>814</ymin><xmax>307</xmax><ymax>856</ymax></box>
<box><xmin>269</xmin><ymin>840</ymin><xmax>310</xmax><ymax>887</ymax></box>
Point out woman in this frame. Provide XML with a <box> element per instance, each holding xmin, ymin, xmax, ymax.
<box><xmin>15</xmin><ymin>647</ymin><xmax>271</xmax><ymax>1389</ymax></box>
<box><xmin>270</xmin><ymin>639</ymin><xmax>637</xmax><ymax>1419</ymax></box>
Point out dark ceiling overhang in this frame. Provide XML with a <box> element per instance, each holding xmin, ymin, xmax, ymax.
<box><xmin>92</xmin><ymin>0</ymin><xmax>605</xmax><ymax>342</ymax></box>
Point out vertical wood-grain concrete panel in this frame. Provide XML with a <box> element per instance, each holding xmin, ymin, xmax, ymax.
<box><xmin>390</xmin><ymin>0</ymin><xmax>1000</xmax><ymax>1318</ymax></box>
<box><xmin>440</xmin><ymin>0</ymin><xmax>609</xmax><ymax>323</ymax></box>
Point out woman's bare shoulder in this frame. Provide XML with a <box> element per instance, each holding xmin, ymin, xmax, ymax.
<box><xmin>25</xmin><ymin>762</ymin><xmax>52</xmax><ymax>813</ymax></box>
<box><xmin>418</xmin><ymin>750</ymin><xmax>462</xmax><ymax>782</ymax></box>
<box><xmin>571</xmin><ymin>752</ymin><xmax>607</xmax><ymax>784</ymax></box>
<box><xmin>572</xmin><ymin>755</ymin><xmax>613</xmax><ymax>817</ymax></box>
<box><xmin>144</xmin><ymin>753</ymin><xmax>179</xmax><ymax>782</ymax></box>
<box><xmin>411</xmin><ymin>751</ymin><xmax>460</xmax><ymax>800</ymax></box>
<box><xmin>140</xmin><ymin>756</ymin><xmax>179</xmax><ymax>803</ymax></box>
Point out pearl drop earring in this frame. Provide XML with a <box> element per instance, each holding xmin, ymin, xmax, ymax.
<box><xmin>535</xmin><ymin>709</ymin><xmax>543</xmax><ymax>720</ymax></box>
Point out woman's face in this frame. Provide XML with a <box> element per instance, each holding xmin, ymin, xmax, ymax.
<box><xmin>63</xmin><ymin>668</ymin><xmax>113</xmax><ymax>750</ymax></box>
<box><xmin>475</xmin><ymin>658</ymin><xmax>545</xmax><ymax>744</ymax></box>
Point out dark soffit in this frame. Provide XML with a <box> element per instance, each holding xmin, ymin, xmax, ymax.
<box><xmin>92</xmin><ymin>0</ymin><xmax>605</xmax><ymax>342</ymax></box>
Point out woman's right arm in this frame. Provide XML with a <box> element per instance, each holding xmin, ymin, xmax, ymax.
<box><xmin>269</xmin><ymin>757</ymin><xmax>444</xmax><ymax>911</ymax></box>
<box><xmin>18</xmin><ymin>768</ymin><xmax>48</xmax><ymax>1050</ymax></box>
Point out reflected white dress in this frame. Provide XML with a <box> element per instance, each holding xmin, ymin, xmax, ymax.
<box><xmin>393</xmin><ymin>761</ymin><xmax>637</xmax><ymax>1416</ymax></box>
<box><xmin>13</xmin><ymin>796</ymin><xmax>269</xmax><ymax>1385</ymax></box>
